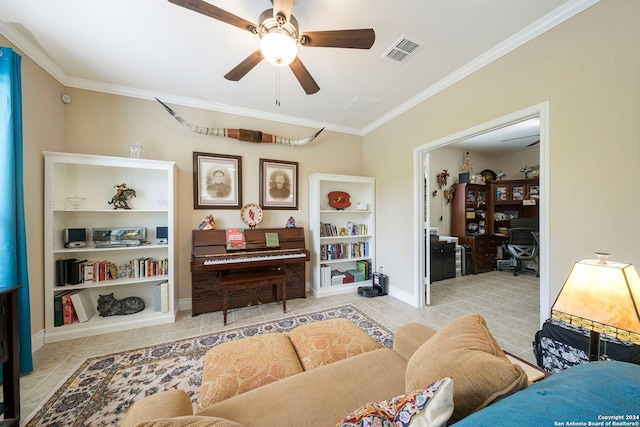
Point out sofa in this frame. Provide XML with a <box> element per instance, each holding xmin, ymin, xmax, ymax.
<box><xmin>121</xmin><ymin>314</ymin><xmax>531</xmax><ymax>426</ymax></box>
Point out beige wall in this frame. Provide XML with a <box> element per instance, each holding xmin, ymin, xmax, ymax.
<box><xmin>6</xmin><ymin>34</ymin><xmax>362</xmax><ymax>336</ymax></box>
<box><xmin>7</xmin><ymin>0</ymin><xmax>640</xmax><ymax>338</ymax></box>
<box><xmin>60</xmin><ymin>91</ymin><xmax>362</xmax><ymax>317</ymax></box>
<box><xmin>363</xmin><ymin>1</ymin><xmax>640</xmax><ymax>308</ymax></box>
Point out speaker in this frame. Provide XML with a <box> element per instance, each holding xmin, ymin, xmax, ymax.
<box><xmin>156</xmin><ymin>226</ymin><xmax>168</xmax><ymax>244</ymax></box>
<box><xmin>64</xmin><ymin>228</ymin><xmax>87</xmax><ymax>248</ymax></box>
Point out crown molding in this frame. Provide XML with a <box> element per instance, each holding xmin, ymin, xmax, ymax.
<box><xmin>362</xmin><ymin>0</ymin><xmax>599</xmax><ymax>135</ymax></box>
<box><xmin>1</xmin><ymin>0</ymin><xmax>598</xmax><ymax>137</ymax></box>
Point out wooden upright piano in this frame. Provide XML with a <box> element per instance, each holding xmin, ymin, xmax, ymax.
<box><xmin>190</xmin><ymin>227</ymin><xmax>310</xmax><ymax>316</ymax></box>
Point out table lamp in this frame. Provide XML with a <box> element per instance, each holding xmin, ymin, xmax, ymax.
<box><xmin>551</xmin><ymin>253</ymin><xmax>640</xmax><ymax>361</ymax></box>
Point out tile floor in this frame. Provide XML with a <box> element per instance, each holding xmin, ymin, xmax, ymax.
<box><xmin>16</xmin><ymin>270</ymin><xmax>539</xmax><ymax>423</ymax></box>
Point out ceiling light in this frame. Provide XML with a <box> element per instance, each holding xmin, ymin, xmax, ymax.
<box><xmin>260</xmin><ymin>31</ymin><xmax>297</xmax><ymax>66</ymax></box>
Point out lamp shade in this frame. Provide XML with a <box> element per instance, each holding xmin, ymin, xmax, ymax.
<box><xmin>260</xmin><ymin>32</ymin><xmax>297</xmax><ymax>66</ymax></box>
<box><xmin>552</xmin><ymin>254</ymin><xmax>640</xmax><ymax>343</ymax></box>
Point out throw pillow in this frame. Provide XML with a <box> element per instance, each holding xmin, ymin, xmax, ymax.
<box><xmin>336</xmin><ymin>377</ymin><xmax>454</xmax><ymax>427</ymax></box>
<box><xmin>405</xmin><ymin>314</ymin><xmax>528</xmax><ymax>423</ymax></box>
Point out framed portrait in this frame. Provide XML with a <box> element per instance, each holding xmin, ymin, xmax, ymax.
<box><xmin>193</xmin><ymin>152</ymin><xmax>242</xmax><ymax>209</ymax></box>
<box><xmin>259</xmin><ymin>158</ymin><xmax>298</xmax><ymax>210</ymax></box>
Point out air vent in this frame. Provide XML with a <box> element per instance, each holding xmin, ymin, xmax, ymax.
<box><xmin>382</xmin><ymin>34</ymin><xmax>423</xmax><ymax>64</ymax></box>
<box><xmin>344</xmin><ymin>96</ymin><xmax>380</xmax><ymax>112</ymax></box>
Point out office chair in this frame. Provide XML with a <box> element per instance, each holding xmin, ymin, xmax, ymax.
<box><xmin>506</xmin><ymin>227</ymin><xmax>539</xmax><ymax>277</ymax></box>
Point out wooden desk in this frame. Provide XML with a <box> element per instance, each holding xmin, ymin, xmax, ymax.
<box><xmin>0</xmin><ymin>286</ymin><xmax>20</xmax><ymax>421</ymax></box>
<box><xmin>221</xmin><ymin>271</ymin><xmax>287</xmax><ymax>325</ymax></box>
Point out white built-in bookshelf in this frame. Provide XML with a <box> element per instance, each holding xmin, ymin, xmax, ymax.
<box><xmin>43</xmin><ymin>152</ymin><xmax>177</xmax><ymax>343</ymax></box>
<box><xmin>309</xmin><ymin>173</ymin><xmax>375</xmax><ymax>297</ymax></box>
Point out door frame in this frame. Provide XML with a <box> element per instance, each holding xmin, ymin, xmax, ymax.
<box><xmin>413</xmin><ymin>101</ymin><xmax>550</xmax><ymax>326</ymax></box>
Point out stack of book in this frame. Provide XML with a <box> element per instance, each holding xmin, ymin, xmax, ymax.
<box><xmin>55</xmin><ymin>257</ymin><xmax>170</xmax><ymax>286</ymax></box>
<box><xmin>153</xmin><ymin>281</ymin><xmax>170</xmax><ymax>312</ymax></box>
<box><xmin>53</xmin><ymin>289</ymin><xmax>97</xmax><ymax>326</ymax></box>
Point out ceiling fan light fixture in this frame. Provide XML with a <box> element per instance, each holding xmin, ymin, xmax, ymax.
<box><xmin>260</xmin><ymin>31</ymin><xmax>298</xmax><ymax>66</ymax></box>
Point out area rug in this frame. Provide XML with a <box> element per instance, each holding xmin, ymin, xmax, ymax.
<box><xmin>23</xmin><ymin>304</ymin><xmax>393</xmax><ymax>426</ymax></box>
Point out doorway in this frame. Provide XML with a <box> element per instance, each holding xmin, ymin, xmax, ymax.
<box><xmin>413</xmin><ymin>102</ymin><xmax>550</xmax><ymax>327</ymax></box>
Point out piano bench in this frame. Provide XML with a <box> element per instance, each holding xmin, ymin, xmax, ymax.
<box><xmin>221</xmin><ymin>270</ymin><xmax>287</xmax><ymax>325</ymax></box>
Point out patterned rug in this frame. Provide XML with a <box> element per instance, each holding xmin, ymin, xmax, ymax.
<box><xmin>23</xmin><ymin>304</ymin><xmax>393</xmax><ymax>426</ymax></box>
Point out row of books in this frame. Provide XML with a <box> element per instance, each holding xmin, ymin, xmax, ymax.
<box><xmin>319</xmin><ymin>222</ymin><xmax>368</xmax><ymax>237</ymax></box>
<box><xmin>320</xmin><ymin>242</ymin><xmax>369</xmax><ymax>261</ymax></box>
<box><xmin>56</xmin><ymin>257</ymin><xmax>169</xmax><ymax>286</ymax></box>
<box><xmin>54</xmin><ymin>281</ymin><xmax>170</xmax><ymax>327</ymax></box>
<box><xmin>54</xmin><ymin>289</ymin><xmax>96</xmax><ymax>326</ymax></box>
<box><xmin>356</xmin><ymin>259</ymin><xmax>373</xmax><ymax>280</ymax></box>
<box><xmin>320</xmin><ymin>266</ymin><xmax>368</xmax><ymax>287</ymax></box>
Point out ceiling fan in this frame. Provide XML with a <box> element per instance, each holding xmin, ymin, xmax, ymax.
<box><xmin>168</xmin><ymin>0</ymin><xmax>375</xmax><ymax>94</ymax></box>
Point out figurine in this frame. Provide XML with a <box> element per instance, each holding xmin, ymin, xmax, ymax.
<box><xmin>97</xmin><ymin>293</ymin><xmax>145</xmax><ymax>317</ymax></box>
<box><xmin>199</xmin><ymin>214</ymin><xmax>216</xmax><ymax>230</ymax></box>
<box><xmin>286</xmin><ymin>216</ymin><xmax>296</xmax><ymax>228</ymax></box>
<box><xmin>436</xmin><ymin>170</ymin><xmax>449</xmax><ymax>189</ymax></box>
<box><xmin>443</xmin><ymin>185</ymin><xmax>456</xmax><ymax>204</ymax></box>
<box><xmin>520</xmin><ymin>165</ymin><xmax>533</xmax><ymax>179</ymax></box>
<box><xmin>109</xmin><ymin>183</ymin><xmax>136</xmax><ymax>209</ymax></box>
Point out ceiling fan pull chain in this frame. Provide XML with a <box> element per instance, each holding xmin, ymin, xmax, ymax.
<box><xmin>275</xmin><ymin>67</ymin><xmax>281</xmax><ymax>107</ymax></box>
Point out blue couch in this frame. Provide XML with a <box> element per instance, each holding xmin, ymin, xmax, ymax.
<box><xmin>453</xmin><ymin>361</ymin><xmax>640</xmax><ymax>426</ymax></box>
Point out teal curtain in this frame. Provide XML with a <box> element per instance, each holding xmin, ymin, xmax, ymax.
<box><xmin>0</xmin><ymin>47</ymin><xmax>33</xmax><ymax>375</ymax></box>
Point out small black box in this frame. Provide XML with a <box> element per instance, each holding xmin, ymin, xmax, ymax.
<box><xmin>156</xmin><ymin>226</ymin><xmax>168</xmax><ymax>244</ymax></box>
<box><xmin>64</xmin><ymin>228</ymin><xmax>86</xmax><ymax>248</ymax></box>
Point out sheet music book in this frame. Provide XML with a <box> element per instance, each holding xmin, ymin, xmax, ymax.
<box><xmin>226</xmin><ymin>228</ymin><xmax>246</xmax><ymax>250</ymax></box>
<box><xmin>265</xmin><ymin>232</ymin><xmax>280</xmax><ymax>247</ymax></box>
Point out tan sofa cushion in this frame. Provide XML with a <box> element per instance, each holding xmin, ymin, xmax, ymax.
<box><xmin>133</xmin><ymin>416</ymin><xmax>244</xmax><ymax>427</ymax></box>
<box><xmin>405</xmin><ymin>314</ymin><xmax>528</xmax><ymax>423</ymax></box>
<box><xmin>288</xmin><ymin>318</ymin><xmax>381</xmax><ymax>370</ymax></box>
<box><xmin>121</xmin><ymin>390</ymin><xmax>194</xmax><ymax>427</ymax></box>
<box><xmin>198</xmin><ymin>333</ymin><xmax>303</xmax><ymax>410</ymax></box>
<box><xmin>200</xmin><ymin>348</ymin><xmax>409</xmax><ymax>427</ymax></box>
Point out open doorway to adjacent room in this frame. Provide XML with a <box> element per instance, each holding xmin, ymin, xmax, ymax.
<box><xmin>413</xmin><ymin>102</ymin><xmax>549</xmax><ymax>327</ymax></box>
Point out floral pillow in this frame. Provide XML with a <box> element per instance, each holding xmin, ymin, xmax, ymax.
<box><xmin>336</xmin><ymin>377</ymin><xmax>454</xmax><ymax>427</ymax></box>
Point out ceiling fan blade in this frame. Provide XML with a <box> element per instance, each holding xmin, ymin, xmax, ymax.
<box><xmin>224</xmin><ymin>50</ymin><xmax>264</xmax><ymax>81</ymax></box>
<box><xmin>168</xmin><ymin>0</ymin><xmax>257</xmax><ymax>33</ymax></box>
<box><xmin>527</xmin><ymin>140</ymin><xmax>541</xmax><ymax>147</ymax></box>
<box><xmin>289</xmin><ymin>56</ymin><xmax>320</xmax><ymax>94</ymax></box>
<box><xmin>273</xmin><ymin>0</ymin><xmax>295</xmax><ymax>23</ymax></box>
<box><xmin>300</xmin><ymin>29</ymin><xmax>375</xmax><ymax>49</ymax></box>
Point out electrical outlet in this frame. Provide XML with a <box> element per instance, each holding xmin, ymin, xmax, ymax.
<box><xmin>379</xmin><ymin>265</ymin><xmax>384</xmax><ymax>274</ymax></box>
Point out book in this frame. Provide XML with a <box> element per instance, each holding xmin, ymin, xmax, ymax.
<box><xmin>70</xmin><ymin>289</ymin><xmax>96</xmax><ymax>322</ymax></box>
<box><xmin>320</xmin><ymin>265</ymin><xmax>331</xmax><ymax>288</ymax></box>
<box><xmin>153</xmin><ymin>283</ymin><xmax>162</xmax><ymax>312</ymax></box>
<box><xmin>61</xmin><ymin>292</ymin><xmax>78</xmax><ymax>325</ymax></box>
<box><xmin>265</xmin><ymin>232</ymin><xmax>280</xmax><ymax>247</ymax></box>
<box><xmin>226</xmin><ymin>228</ymin><xmax>246</xmax><ymax>249</ymax></box>
<box><xmin>54</xmin><ymin>290</ymin><xmax>72</xmax><ymax>327</ymax></box>
<box><xmin>153</xmin><ymin>281</ymin><xmax>170</xmax><ymax>312</ymax></box>
<box><xmin>161</xmin><ymin>281</ymin><xmax>169</xmax><ymax>312</ymax></box>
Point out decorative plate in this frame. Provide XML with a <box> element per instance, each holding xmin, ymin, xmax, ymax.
<box><xmin>328</xmin><ymin>191</ymin><xmax>351</xmax><ymax>210</ymax></box>
<box><xmin>240</xmin><ymin>203</ymin><xmax>263</xmax><ymax>228</ymax></box>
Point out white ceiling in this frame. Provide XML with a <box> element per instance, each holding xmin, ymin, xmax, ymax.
<box><xmin>0</xmin><ymin>0</ymin><xmax>595</xmax><ymax>139</ymax></box>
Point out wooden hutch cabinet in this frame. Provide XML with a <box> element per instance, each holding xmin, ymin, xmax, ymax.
<box><xmin>451</xmin><ymin>183</ymin><xmax>499</xmax><ymax>274</ymax></box>
<box><xmin>450</xmin><ymin>183</ymin><xmax>491</xmax><ymax>237</ymax></box>
<box><xmin>451</xmin><ymin>179</ymin><xmax>539</xmax><ymax>275</ymax></box>
<box><xmin>492</xmin><ymin>178</ymin><xmax>539</xmax><ymax>231</ymax></box>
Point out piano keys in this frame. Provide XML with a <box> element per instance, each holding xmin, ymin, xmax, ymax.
<box><xmin>190</xmin><ymin>227</ymin><xmax>310</xmax><ymax>316</ymax></box>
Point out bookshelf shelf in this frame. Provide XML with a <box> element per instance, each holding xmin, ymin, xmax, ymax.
<box><xmin>309</xmin><ymin>174</ymin><xmax>376</xmax><ymax>297</ymax></box>
<box><xmin>44</xmin><ymin>152</ymin><xmax>177</xmax><ymax>343</ymax></box>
